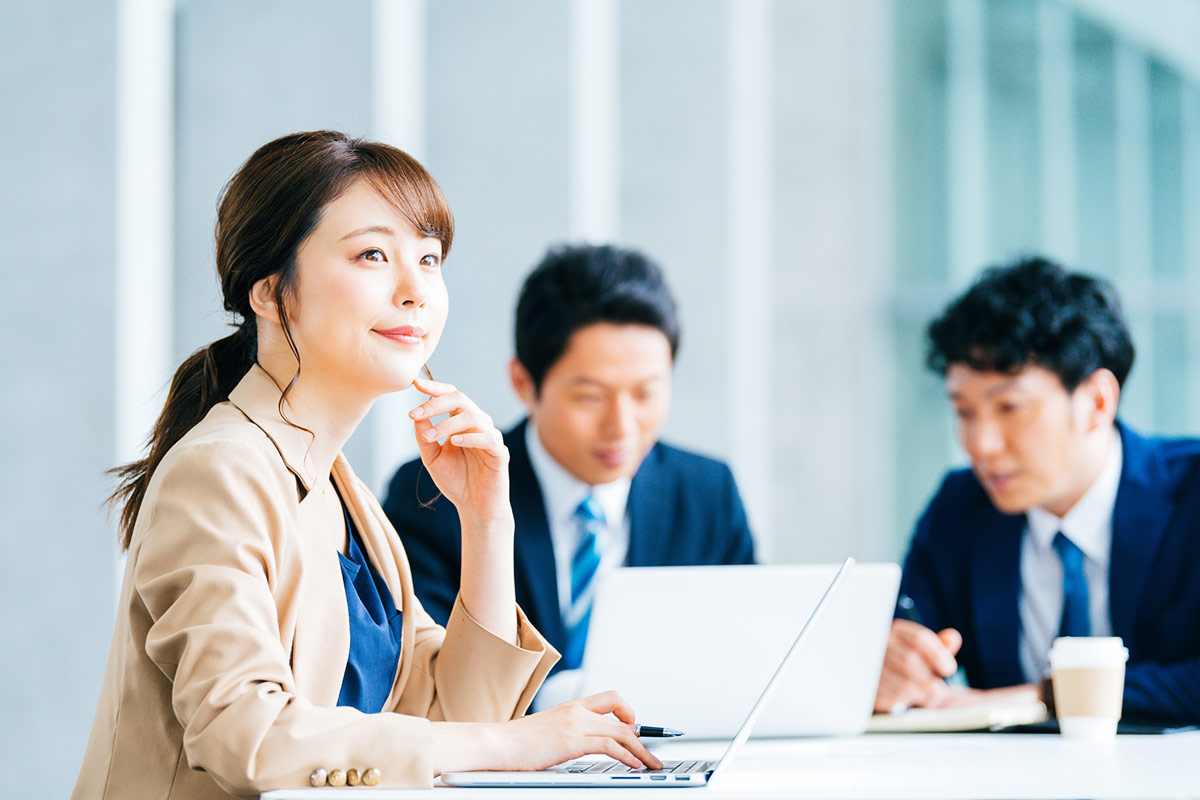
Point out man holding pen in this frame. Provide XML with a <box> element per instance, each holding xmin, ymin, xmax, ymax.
<box><xmin>877</xmin><ymin>258</ymin><xmax>1200</xmax><ymax>723</ymax></box>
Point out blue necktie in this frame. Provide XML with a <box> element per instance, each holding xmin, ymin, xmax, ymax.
<box><xmin>1053</xmin><ymin>531</ymin><xmax>1091</xmax><ymax>638</ymax></box>
<box><xmin>563</xmin><ymin>494</ymin><xmax>604</xmax><ymax>670</ymax></box>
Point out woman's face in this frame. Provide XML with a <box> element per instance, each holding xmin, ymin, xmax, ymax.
<box><xmin>283</xmin><ymin>179</ymin><xmax>449</xmax><ymax>397</ymax></box>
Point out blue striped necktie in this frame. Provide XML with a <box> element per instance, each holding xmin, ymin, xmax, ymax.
<box><xmin>1053</xmin><ymin>531</ymin><xmax>1091</xmax><ymax>638</ymax></box>
<box><xmin>563</xmin><ymin>494</ymin><xmax>604</xmax><ymax>670</ymax></box>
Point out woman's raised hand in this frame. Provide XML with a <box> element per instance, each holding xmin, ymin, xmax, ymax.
<box><xmin>409</xmin><ymin>377</ymin><xmax>510</xmax><ymax>527</ymax></box>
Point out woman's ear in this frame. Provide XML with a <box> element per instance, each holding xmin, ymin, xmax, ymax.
<box><xmin>249</xmin><ymin>274</ymin><xmax>282</xmax><ymax>324</ymax></box>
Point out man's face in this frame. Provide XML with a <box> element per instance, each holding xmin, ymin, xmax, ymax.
<box><xmin>946</xmin><ymin>363</ymin><xmax>1103</xmax><ymax>517</ymax></box>
<box><xmin>513</xmin><ymin>322</ymin><xmax>673</xmax><ymax>486</ymax></box>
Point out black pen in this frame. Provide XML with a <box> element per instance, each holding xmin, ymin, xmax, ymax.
<box><xmin>634</xmin><ymin>724</ymin><xmax>684</xmax><ymax>738</ymax></box>
<box><xmin>897</xmin><ymin>593</ymin><xmax>968</xmax><ymax>687</ymax></box>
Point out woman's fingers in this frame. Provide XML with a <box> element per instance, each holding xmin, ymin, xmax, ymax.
<box><xmin>418</xmin><ymin>408</ymin><xmax>499</xmax><ymax>445</ymax></box>
<box><xmin>406</xmin><ymin>376</ymin><xmax>512</xmax><ymax>525</ymax></box>
<box><xmin>579</xmin><ymin>690</ymin><xmax>637</xmax><ymax>724</ymax></box>
<box><xmin>411</xmin><ymin>376</ymin><xmax>458</xmax><ymax>397</ymax></box>
<box><xmin>592</xmin><ymin>736</ymin><xmax>657</xmax><ymax>771</ymax></box>
<box><xmin>410</xmin><ymin>388</ymin><xmax>472</xmax><ymax>420</ymax></box>
<box><xmin>600</xmin><ymin>720</ymin><xmax>663</xmax><ymax>770</ymax></box>
<box><xmin>571</xmin><ymin>692</ymin><xmax>661</xmax><ymax>769</ymax></box>
<box><xmin>446</xmin><ymin>432</ymin><xmax>506</xmax><ymax>451</ymax></box>
<box><xmin>509</xmin><ymin>697</ymin><xmax>663</xmax><ymax>773</ymax></box>
<box><xmin>408</xmin><ymin>384</ymin><xmax>503</xmax><ymax>450</ymax></box>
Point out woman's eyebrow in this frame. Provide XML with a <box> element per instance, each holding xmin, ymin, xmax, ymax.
<box><xmin>339</xmin><ymin>224</ymin><xmax>394</xmax><ymax>241</ymax></box>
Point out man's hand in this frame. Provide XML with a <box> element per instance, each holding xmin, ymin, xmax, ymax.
<box><xmin>874</xmin><ymin>619</ymin><xmax>963</xmax><ymax>712</ymax></box>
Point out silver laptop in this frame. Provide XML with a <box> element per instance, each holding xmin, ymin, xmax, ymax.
<box><xmin>581</xmin><ymin>562</ymin><xmax>899</xmax><ymax>739</ymax></box>
<box><xmin>439</xmin><ymin>557</ymin><xmax>854</xmax><ymax>788</ymax></box>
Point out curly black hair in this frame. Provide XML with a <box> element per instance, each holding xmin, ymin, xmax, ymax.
<box><xmin>926</xmin><ymin>257</ymin><xmax>1135</xmax><ymax>391</ymax></box>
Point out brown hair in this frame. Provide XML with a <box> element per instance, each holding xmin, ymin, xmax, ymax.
<box><xmin>109</xmin><ymin>130</ymin><xmax>454</xmax><ymax>550</ymax></box>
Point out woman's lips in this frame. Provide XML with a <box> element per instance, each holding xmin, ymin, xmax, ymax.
<box><xmin>374</xmin><ymin>325</ymin><xmax>425</xmax><ymax>345</ymax></box>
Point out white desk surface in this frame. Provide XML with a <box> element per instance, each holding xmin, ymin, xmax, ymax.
<box><xmin>261</xmin><ymin>731</ymin><xmax>1200</xmax><ymax>799</ymax></box>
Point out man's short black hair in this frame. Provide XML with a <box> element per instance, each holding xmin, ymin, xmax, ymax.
<box><xmin>926</xmin><ymin>257</ymin><xmax>1135</xmax><ymax>391</ymax></box>
<box><xmin>514</xmin><ymin>243</ymin><xmax>680</xmax><ymax>393</ymax></box>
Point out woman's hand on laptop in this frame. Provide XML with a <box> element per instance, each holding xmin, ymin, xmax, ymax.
<box><xmin>505</xmin><ymin>691</ymin><xmax>663</xmax><ymax>772</ymax></box>
<box><xmin>430</xmin><ymin>691</ymin><xmax>662</xmax><ymax>775</ymax></box>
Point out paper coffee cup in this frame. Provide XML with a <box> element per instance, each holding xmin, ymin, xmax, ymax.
<box><xmin>1048</xmin><ymin>637</ymin><xmax>1128</xmax><ymax>740</ymax></box>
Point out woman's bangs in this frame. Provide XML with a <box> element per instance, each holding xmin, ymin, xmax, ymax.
<box><xmin>362</xmin><ymin>149</ymin><xmax>455</xmax><ymax>258</ymax></box>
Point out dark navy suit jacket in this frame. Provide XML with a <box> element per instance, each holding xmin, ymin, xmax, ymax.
<box><xmin>382</xmin><ymin>419</ymin><xmax>756</xmax><ymax>670</ymax></box>
<box><xmin>900</xmin><ymin>422</ymin><xmax>1200</xmax><ymax>723</ymax></box>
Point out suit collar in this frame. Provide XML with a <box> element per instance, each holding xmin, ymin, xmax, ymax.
<box><xmin>1109</xmin><ymin>421</ymin><xmax>1173</xmax><ymax>641</ymax></box>
<box><xmin>227</xmin><ymin>364</ymin><xmax>319</xmax><ymax>493</ymax></box>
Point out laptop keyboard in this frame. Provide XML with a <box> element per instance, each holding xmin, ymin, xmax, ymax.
<box><xmin>558</xmin><ymin>759</ymin><xmax>713</xmax><ymax>775</ymax></box>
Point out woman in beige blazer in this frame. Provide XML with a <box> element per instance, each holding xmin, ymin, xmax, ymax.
<box><xmin>73</xmin><ymin>131</ymin><xmax>660</xmax><ymax>799</ymax></box>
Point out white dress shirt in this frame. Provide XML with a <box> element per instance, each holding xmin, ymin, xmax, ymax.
<box><xmin>1019</xmin><ymin>429</ymin><xmax>1121</xmax><ymax>682</ymax></box>
<box><xmin>525</xmin><ymin>421</ymin><xmax>631</xmax><ymax>710</ymax></box>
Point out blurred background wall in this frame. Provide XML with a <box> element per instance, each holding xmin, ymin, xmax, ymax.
<box><xmin>3</xmin><ymin>0</ymin><xmax>1199</xmax><ymax>794</ymax></box>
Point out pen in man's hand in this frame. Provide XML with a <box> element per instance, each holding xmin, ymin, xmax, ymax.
<box><xmin>897</xmin><ymin>593</ymin><xmax>969</xmax><ymax>688</ymax></box>
<box><xmin>634</xmin><ymin>724</ymin><xmax>684</xmax><ymax>738</ymax></box>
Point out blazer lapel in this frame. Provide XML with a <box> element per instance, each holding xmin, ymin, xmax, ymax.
<box><xmin>506</xmin><ymin>422</ymin><xmax>566</xmax><ymax>652</ymax></box>
<box><xmin>1108</xmin><ymin>424</ymin><xmax>1173</xmax><ymax>646</ymax></box>
<box><xmin>626</xmin><ymin>445</ymin><xmax>670</xmax><ymax>566</ymax></box>
<box><xmin>969</xmin><ymin>509</ymin><xmax>1025</xmax><ymax>687</ymax></box>
<box><xmin>228</xmin><ymin>365</ymin><xmax>317</xmax><ymax>496</ymax></box>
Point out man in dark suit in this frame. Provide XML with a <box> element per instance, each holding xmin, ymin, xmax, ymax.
<box><xmin>384</xmin><ymin>244</ymin><xmax>755</xmax><ymax>707</ymax></box>
<box><xmin>876</xmin><ymin>258</ymin><xmax>1200</xmax><ymax>724</ymax></box>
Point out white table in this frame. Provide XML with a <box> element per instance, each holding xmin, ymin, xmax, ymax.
<box><xmin>261</xmin><ymin>732</ymin><xmax>1200</xmax><ymax>799</ymax></box>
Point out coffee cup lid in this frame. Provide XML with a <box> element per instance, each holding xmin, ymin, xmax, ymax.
<box><xmin>1049</xmin><ymin>636</ymin><xmax>1128</xmax><ymax>668</ymax></box>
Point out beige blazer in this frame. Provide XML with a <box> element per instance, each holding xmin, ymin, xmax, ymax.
<box><xmin>73</xmin><ymin>366</ymin><xmax>558</xmax><ymax>799</ymax></box>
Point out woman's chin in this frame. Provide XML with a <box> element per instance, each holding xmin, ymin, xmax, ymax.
<box><xmin>345</xmin><ymin>359</ymin><xmax>425</xmax><ymax>397</ymax></box>
<box><xmin>374</xmin><ymin>370</ymin><xmax>421</xmax><ymax>395</ymax></box>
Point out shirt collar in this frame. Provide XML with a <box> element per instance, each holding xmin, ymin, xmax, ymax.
<box><xmin>227</xmin><ymin>364</ymin><xmax>319</xmax><ymax>491</ymax></box>
<box><xmin>524</xmin><ymin>420</ymin><xmax>631</xmax><ymax>527</ymax></box>
<box><xmin>1025</xmin><ymin>427</ymin><xmax>1122</xmax><ymax>565</ymax></box>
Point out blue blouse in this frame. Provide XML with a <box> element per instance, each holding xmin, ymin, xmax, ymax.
<box><xmin>335</xmin><ymin>494</ymin><xmax>404</xmax><ymax>713</ymax></box>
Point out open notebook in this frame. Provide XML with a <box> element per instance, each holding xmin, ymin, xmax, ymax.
<box><xmin>867</xmin><ymin>689</ymin><xmax>1049</xmax><ymax>733</ymax></box>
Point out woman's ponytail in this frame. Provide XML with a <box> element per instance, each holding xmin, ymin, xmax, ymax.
<box><xmin>108</xmin><ymin>324</ymin><xmax>255</xmax><ymax>550</ymax></box>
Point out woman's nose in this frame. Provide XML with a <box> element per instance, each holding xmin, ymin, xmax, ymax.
<box><xmin>394</xmin><ymin>262</ymin><xmax>427</xmax><ymax>308</ymax></box>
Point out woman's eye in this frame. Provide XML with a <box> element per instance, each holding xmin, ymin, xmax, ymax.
<box><xmin>360</xmin><ymin>248</ymin><xmax>386</xmax><ymax>263</ymax></box>
<box><xmin>421</xmin><ymin>253</ymin><xmax>441</xmax><ymax>268</ymax></box>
